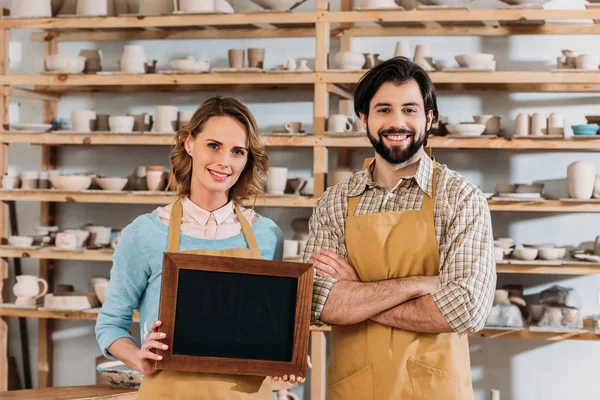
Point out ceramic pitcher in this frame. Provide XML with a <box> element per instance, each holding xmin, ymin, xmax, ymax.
<box><xmin>119</xmin><ymin>45</ymin><xmax>146</xmax><ymax>73</ymax></box>
<box><xmin>13</xmin><ymin>275</ymin><xmax>48</xmax><ymax>306</ymax></box>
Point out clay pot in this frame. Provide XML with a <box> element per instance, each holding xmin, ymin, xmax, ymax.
<box><xmin>335</xmin><ymin>52</ymin><xmax>365</xmax><ymax>71</ymax></box>
<box><xmin>79</xmin><ymin>49</ymin><xmax>102</xmax><ymax>74</ymax></box>
<box><xmin>394</xmin><ymin>40</ymin><xmax>410</xmax><ymax>58</ymax></box>
<box><xmin>327</xmin><ymin>115</ymin><xmax>353</xmax><ymax>133</ymax></box>
<box><xmin>228</xmin><ymin>49</ymin><xmax>245</xmax><ymax>69</ymax></box>
<box><xmin>514</xmin><ymin>113</ymin><xmax>530</xmax><ymax>137</ymax></box>
<box><xmin>119</xmin><ymin>45</ymin><xmax>146</xmax><ymax>73</ymax></box>
<box><xmin>493</xmin><ymin>289</ymin><xmax>510</xmax><ymax>305</ymax></box>
<box><xmin>567</xmin><ymin>160</ymin><xmax>596</xmax><ymax>200</ymax></box>
<box><xmin>248</xmin><ymin>48</ymin><xmax>266</xmax><ymax>69</ymax></box>
<box><xmin>138</xmin><ymin>0</ymin><xmax>173</xmax><ymax>15</ymax></box>
<box><xmin>154</xmin><ymin>106</ymin><xmax>178</xmax><ymax>133</ymax></box>
<box><xmin>530</xmin><ymin>112</ymin><xmax>547</xmax><ymax>136</ymax></box>
<box><xmin>128</xmin><ymin>113</ymin><xmax>153</xmax><ymax>132</ymax></box>
<box><xmin>473</xmin><ymin>115</ymin><xmax>501</xmax><ymax>135</ymax></box>
<box><xmin>76</xmin><ymin>0</ymin><xmax>108</xmax><ymax>16</ymax></box>
<box><xmin>146</xmin><ymin>171</ymin><xmax>165</xmax><ymax>191</ymax></box>
<box><xmin>267</xmin><ymin>167</ymin><xmax>288</xmax><ymax>195</ymax></box>
<box><xmin>284</xmin><ymin>122</ymin><xmax>302</xmax><ymax>133</ymax></box>
<box><xmin>71</xmin><ymin>110</ymin><xmax>96</xmax><ymax>133</ymax></box>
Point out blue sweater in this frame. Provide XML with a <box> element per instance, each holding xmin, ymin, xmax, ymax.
<box><xmin>95</xmin><ymin>210</ymin><xmax>284</xmax><ymax>358</ymax></box>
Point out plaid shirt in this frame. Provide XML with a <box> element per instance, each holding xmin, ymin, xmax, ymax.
<box><xmin>303</xmin><ymin>155</ymin><xmax>496</xmax><ymax>335</ymax></box>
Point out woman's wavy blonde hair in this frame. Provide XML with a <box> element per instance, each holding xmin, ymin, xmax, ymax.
<box><xmin>170</xmin><ymin>96</ymin><xmax>268</xmax><ymax>204</ymax></box>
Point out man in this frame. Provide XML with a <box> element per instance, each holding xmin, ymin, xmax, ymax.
<box><xmin>303</xmin><ymin>57</ymin><xmax>496</xmax><ymax>400</ymax></box>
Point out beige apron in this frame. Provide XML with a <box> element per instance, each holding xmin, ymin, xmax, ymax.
<box><xmin>327</xmin><ymin>158</ymin><xmax>473</xmax><ymax>400</ymax></box>
<box><xmin>137</xmin><ymin>199</ymin><xmax>273</xmax><ymax>400</ymax></box>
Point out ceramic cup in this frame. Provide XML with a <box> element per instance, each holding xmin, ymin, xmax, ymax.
<box><xmin>394</xmin><ymin>40</ymin><xmax>411</xmax><ymax>58</ymax></box>
<box><xmin>79</xmin><ymin>49</ymin><xmax>102</xmax><ymax>74</ymax></box>
<box><xmin>109</xmin><ymin>116</ymin><xmax>135</xmax><ymax>133</ymax></box>
<box><xmin>178</xmin><ymin>111</ymin><xmax>196</xmax><ymax>129</ymax></box>
<box><xmin>119</xmin><ymin>45</ymin><xmax>146</xmax><ymax>73</ymax></box>
<box><xmin>248</xmin><ymin>48</ymin><xmax>266</xmax><ymax>69</ymax></box>
<box><xmin>20</xmin><ymin>171</ymin><xmax>39</xmax><ymax>190</ymax></box>
<box><xmin>514</xmin><ymin>113</ymin><xmax>530</xmax><ymax>137</ymax></box>
<box><xmin>353</xmin><ymin>118</ymin><xmax>366</xmax><ymax>133</ymax></box>
<box><xmin>284</xmin><ymin>122</ymin><xmax>302</xmax><ymax>133</ymax></box>
<box><xmin>576</xmin><ymin>54</ymin><xmax>600</xmax><ymax>71</ymax></box>
<box><xmin>228</xmin><ymin>49</ymin><xmax>245</xmax><ymax>69</ymax></box>
<box><xmin>55</xmin><ymin>232</ymin><xmax>78</xmax><ymax>250</ymax></box>
<box><xmin>283</xmin><ymin>240</ymin><xmax>299</xmax><ymax>259</ymax></box>
<box><xmin>473</xmin><ymin>115</ymin><xmax>501</xmax><ymax>135</ymax></box>
<box><xmin>146</xmin><ymin>170</ymin><xmax>165</xmax><ymax>191</ymax></box>
<box><xmin>328</xmin><ymin>168</ymin><xmax>353</xmax><ymax>187</ymax></box>
<box><xmin>530</xmin><ymin>113</ymin><xmax>547</xmax><ymax>136</ymax></box>
<box><xmin>72</xmin><ymin>110</ymin><xmax>96</xmax><ymax>132</ymax></box>
<box><xmin>267</xmin><ymin>167</ymin><xmax>288</xmax><ymax>195</ymax></box>
<box><xmin>548</xmin><ymin>112</ymin><xmax>564</xmax><ymax>136</ymax></box>
<box><xmin>95</xmin><ymin>114</ymin><xmax>110</xmax><ymax>131</ymax></box>
<box><xmin>413</xmin><ymin>44</ymin><xmax>433</xmax><ymax>70</ymax></box>
<box><xmin>153</xmin><ymin>106</ymin><xmax>178</xmax><ymax>133</ymax></box>
<box><xmin>327</xmin><ymin>114</ymin><xmax>353</xmax><ymax>133</ymax></box>
<box><xmin>129</xmin><ymin>113</ymin><xmax>153</xmax><ymax>132</ymax></box>
<box><xmin>545</xmin><ymin>307</ymin><xmax>563</xmax><ymax>326</ymax></box>
<box><xmin>83</xmin><ymin>225</ymin><xmax>112</xmax><ymax>246</ymax></box>
<box><xmin>2</xmin><ymin>175</ymin><xmax>17</xmax><ymax>189</ymax></box>
<box><xmin>63</xmin><ymin>229</ymin><xmax>90</xmax><ymax>247</ymax></box>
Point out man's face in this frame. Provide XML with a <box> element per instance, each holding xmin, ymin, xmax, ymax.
<box><xmin>360</xmin><ymin>80</ymin><xmax>433</xmax><ymax>165</ymax></box>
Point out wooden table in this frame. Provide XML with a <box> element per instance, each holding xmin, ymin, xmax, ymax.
<box><xmin>0</xmin><ymin>385</ymin><xmax>137</xmax><ymax>399</ymax></box>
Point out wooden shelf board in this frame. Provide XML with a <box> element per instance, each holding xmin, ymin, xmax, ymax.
<box><xmin>0</xmin><ymin>13</ymin><xmax>318</xmax><ymax>30</ymax></box>
<box><xmin>3</xmin><ymin>133</ymin><xmax>600</xmax><ymax>150</ymax></box>
<box><xmin>0</xmin><ymin>190</ymin><xmax>316</xmax><ymax>207</ymax></box>
<box><xmin>2</xmin><ymin>247</ymin><xmax>599</xmax><ymax>277</ymax></box>
<box><xmin>496</xmin><ymin>262</ymin><xmax>600</xmax><ymax>275</ymax></box>
<box><xmin>323</xmin><ymin>10</ymin><xmax>600</xmax><ymax>24</ymax></box>
<box><xmin>0</xmin><ymin>307</ymin><xmax>596</xmax><ymax>341</ymax></box>
<box><xmin>338</xmin><ymin>24</ymin><xmax>600</xmax><ymax>37</ymax></box>
<box><xmin>488</xmin><ymin>199</ymin><xmax>600</xmax><ymax>212</ymax></box>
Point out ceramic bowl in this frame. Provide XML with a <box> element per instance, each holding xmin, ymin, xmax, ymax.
<box><xmin>94</xmin><ymin>282</ymin><xmax>109</xmax><ymax>304</ymax></box>
<box><xmin>572</xmin><ymin>124</ymin><xmax>599</xmax><ymax>136</ymax></box>
<box><xmin>494</xmin><ymin>240</ymin><xmax>514</xmax><ymax>249</ymax></box>
<box><xmin>514</xmin><ymin>248</ymin><xmax>538</xmax><ymax>261</ymax></box>
<box><xmin>250</xmin><ymin>0</ymin><xmax>300</xmax><ymax>9</ymax></box>
<box><xmin>45</xmin><ymin>55</ymin><xmax>86</xmax><ymax>74</ymax></box>
<box><xmin>515</xmin><ymin>183</ymin><xmax>544</xmax><ymax>195</ymax></box>
<box><xmin>538</xmin><ymin>247</ymin><xmax>566</xmax><ymax>260</ymax></box>
<box><xmin>35</xmin><ymin>226</ymin><xmax>59</xmax><ymax>235</ymax></box>
<box><xmin>523</xmin><ymin>243</ymin><xmax>556</xmax><ymax>249</ymax></box>
<box><xmin>170</xmin><ymin>57</ymin><xmax>210</xmax><ymax>72</ymax></box>
<box><xmin>585</xmin><ymin>115</ymin><xmax>600</xmax><ymax>125</ymax></box>
<box><xmin>499</xmin><ymin>0</ymin><xmax>552</xmax><ymax>5</ymax></box>
<box><xmin>446</xmin><ymin>123</ymin><xmax>486</xmax><ymax>136</ymax></box>
<box><xmin>108</xmin><ymin>116</ymin><xmax>135</xmax><ymax>133</ymax></box>
<box><xmin>495</xmin><ymin>184</ymin><xmax>518</xmax><ymax>193</ymax></box>
<box><xmin>95</xmin><ymin>177</ymin><xmax>128</xmax><ymax>191</ymax></box>
<box><xmin>8</xmin><ymin>235</ymin><xmax>34</xmax><ymax>247</ymax></box>
<box><xmin>96</xmin><ymin>361</ymin><xmax>143</xmax><ymax>388</ymax></box>
<box><xmin>454</xmin><ymin>53</ymin><xmax>494</xmax><ymax>69</ymax></box>
<box><xmin>335</xmin><ymin>52</ymin><xmax>366</xmax><ymax>71</ymax></box>
<box><xmin>50</xmin><ymin>175</ymin><xmax>92</xmax><ymax>191</ymax></box>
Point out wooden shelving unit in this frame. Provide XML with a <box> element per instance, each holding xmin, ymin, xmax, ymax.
<box><xmin>1</xmin><ymin>1</ymin><xmax>600</xmax><ymax>394</ymax></box>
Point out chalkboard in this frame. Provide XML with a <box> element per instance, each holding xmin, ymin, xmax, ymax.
<box><xmin>156</xmin><ymin>252</ymin><xmax>313</xmax><ymax>377</ymax></box>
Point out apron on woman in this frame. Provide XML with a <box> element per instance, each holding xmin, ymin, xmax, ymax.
<box><xmin>138</xmin><ymin>199</ymin><xmax>273</xmax><ymax>400</ymax></box>
<box><xmin>327</xmin><ymin>157</ymin><xmax>473</xmax><ymax>400</ymax></box>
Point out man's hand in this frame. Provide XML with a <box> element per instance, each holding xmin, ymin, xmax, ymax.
<box><xmin>310</xmin><ymin>249</ymin><xmax>360</xmax><ymax>281</ymax></box>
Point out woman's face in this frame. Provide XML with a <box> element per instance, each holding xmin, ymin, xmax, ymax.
<box><xmin>185</xmin><ymin>115</ymin><xmax>250</xmax><ymax>196</ymax></box>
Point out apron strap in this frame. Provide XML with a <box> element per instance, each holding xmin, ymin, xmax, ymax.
<box><xmin>421</xmin><ymin>160</ymin><xmax>437</xmax><ymax>212</ymax></box>
<box><xmin>233</xmin><ymin>203</ymin><xmax>262</xmax><ymax>258</ymax></box>
<box><xmin>167</xmin><ymin>198</ymin><xmax>184</xmax><ymax>252</ymax></box>
<box><xmin>347</xmin><ymin>195</ymin><xmax>360</xmax><ymax>218</ymax></box>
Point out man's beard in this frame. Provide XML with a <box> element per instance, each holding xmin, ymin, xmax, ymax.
<box><xmin>366</xmin><ymin>124</ymin><xmax>426</xmax><ymax>165</ymax></box>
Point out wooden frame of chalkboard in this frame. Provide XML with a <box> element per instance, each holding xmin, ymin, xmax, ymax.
<box><xmin>155</xmin><ymin>252</ymin><xmax>313</xmax><ymax>377</ymax></box>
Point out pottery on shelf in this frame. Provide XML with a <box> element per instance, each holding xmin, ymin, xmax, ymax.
<box><xmin>538</xmin><ymin>247</ymin><xmax>566</xmax><ymax>260</ymax></box>
<box><xmin>79</xmin><ymin>49</ymin><xmax>102</xmax><ymax>74</ymax></box>
<box><xmin>514</xmin><ymin>248</ymin><xmax>538</xmax><ymax>261</ymax></box>
<box><xmin>284</xmin><ymin>122</ymin><xmax>302</xmax><ymax>133</ymax></box>
<box><xmin>94</xmin><ymin>282</ymin><xmax>109</xmax><ymax>304</ymax></box>
<box><xmin>296</xmin><ymin>60</ymin><xmax>311</xmax><ymax>72</ymax></box>
<box><xmin>76</xmin><ymin>0</ymin><xmax>108</xmax><ymax>16</ymax></box>
<box><xmin>454</xmin><ymin>53</ymin><xmax>495</xmax><ymax>70</ymax></box>
<box><xmin>119</xmin><ymin>45</ymin><xmax>146</xmax><ymax>73</ymax></box>
<box><xmin>530</xmin><ymin>112</ymin><xmax>547</xmax><ymax>136</ymax></box>
<box><xmin>170</xmin><ymin>56</ymin><xmax>210</xmax><ymax>72</ymax></box>
<box><xmin>71</xmin><ymin>110</ymin><xmax>96</xmax><ymax>132</ymax></box>
<box><xmin>250</xmin><ymin>0</ymin><xmax>298</xmax><ymax>10</ymax></box>
<box><xmin>50</xmin><ymin>174</ymin><xmax>93</xmax><ymax>191</ymax></box>
<box><xmin>146</xmin><ymin>170</ymin><xmax>165</xmax><ymax>191</ymax></box>
<box><xmin>267</xmin><ymin>167</ymin><xmax>288</xmax><ymax>195</ymax></box>
<box><xmin>154</xmin><ymin>106</ymin><xmax>178</xmax><ymax>133</ymax></box>
<box><xmin>567</xmin><ymin>160</ymin><xmax>596</xmax><ymax>200</ymax></box>
<box><xmin>63</xmin><ymin>229</ymin><xmax>90</xmax><ymax>247</ymax></box>
<box><xmin>248</xmin><ymin>48</ymin><xmax>266</xmax><ymax>69</ymax></box>
<box><xmin>108</xmin><ymin>116</ymin><xmax>135</xmax><ymax>133</ymax></box>
<box><xmin>594</xmin><ymin>176</ymin><xmax>600</xmax><ymax>199</ymax></box>
<box><xmin>138</xmin><ymin>0</ymin><xmax>173</xmax><ymax>15</ymax></box>
<box><xmin>128</xmin><ymin>113</ymin><xmax>153</xmax><ymax>132</ymax></box>
<box><xmin>327</xmin><ymin>115</ymin><xmax>353</xmax><ymax>133</ymax></box>
<box><xmin>95</xmin><ymin>177</ymin><xmax>128</xmax><ymax>191</ymax></box>
<box><xmin>358</xmin><ymin>0</ymin><xmax>398</xmax><ymax>9</ymax></box>
<box><xmin>328</xmin><ymin>168</ymin><xmax>353</xmax><ymax>187</ymax></box>
<box><xmin>228</xmin><ymin>49</ymin><xmax>245</xmax><ymax>69</ymax></box>
<box><xmin>575</xmin><ymin>54</ymin><xmax>600</xmax><ymax>71</ymax></box>
<box><xmin>473</xmin><ymin>115</ymin><xmax>501</xmax><ymax>135</ymax></box>
<box><xmin>572</xmin><ymin>124</ymin><xmax>599</xmax><ymax>136</ymax></box>
<box><xmin>178</xmin><ymin>111</ymin><xmax>196</xmax><ymax>129</ymax></box>
<box><xmin>446</xmin><ymin>124</ymin><xmax>486</xmax><ymax>136</ymax></box>
<box><xmin>55</xmin><ymin>232</ymin><xmax>78</xmax><ymax>249</ymax></box>
<box><xmin>286</xmin><ymin>178</ymin><xmax>308</xmax><ymax>196</ymax></box>
<box><xmin>413</xmin><ymin>45</ymin><xmax>434</xmax><ymax>71</ymax></box>
<box><xmin>335</xmin><ymin>52</ymin><xmax>365</xmax><ymax>71</ymax></box>
<box><xmin>45</xmin><ymin>55</ymin><xmax>86</xmax><ymax>74</ymax></box>
<box><xmin>11</xmin><ymin>0</ymin><xmax>52</xmax><ymax>17</ymax></box>
<box><xmin>548</xmin><ymin>112</ymin><xmax>564</xmax><ymax>136</ymax></box>
<box><xmin>8</xmin><ymin>236</ymin><xmax>34</xmax><ymax>247</ymax></box>
<box><xmin>283</xmin><ymin>239</ymin><xmax>299</xmax><ymax>258</ymax></box>
<box><xmin>394</xmin><ymin>40</ymin><xmax>411</xmax><ymax>58</ymax></box>
<box><xmin>514</xmin><ymin>113</ymin><xmax>531</xmax><ymax>137</ymax></box>
<box><xmin>13</xmin><ymin>275</ymin><xmax>48</xmax><ymax>306</ymax></box>
<box><xmin>83</xmin><ymin>225</ymin><xmax>112</xmax><ymax>246</ymax></box>
<box><xmin>96</xmin><ymin>361</ymin><xmax>143</xmax><ymax>388</ymax></box>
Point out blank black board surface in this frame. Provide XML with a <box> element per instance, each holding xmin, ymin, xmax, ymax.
<box><xmin>173</xmin><ymin>269</ymin><xmax>297</xmax><ymax>361</ymax></box>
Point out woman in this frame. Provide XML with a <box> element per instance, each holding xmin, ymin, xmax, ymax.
<box><xmin>96</xmin><ymin>96</ymin><xmax>297</xmax><ymax>399</ymax></box>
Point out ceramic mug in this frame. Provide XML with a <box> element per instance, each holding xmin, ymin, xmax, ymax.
<box><xmin>154</xmin><ymin>106</ymin><xmax>178</xmax><ymax>133</ymax></box>
<box><xmin>548</xmin><ymin>112</ymin><xmax>564</xmax><ymax>136</ymax></box>
<box><xmin>228</xmin><ymin>49</ymin><xmax>245</xmax><ymax>69</ymax></box>
<box><xmin>72</xmin><ymin>110</ymin><xmax>97</xmax><ymax>132</ymax></box>
<box><xmin>530</xmin><ymin>113</ymin><xmax>547</xmax><ymax>136</ymax></box>
<box><xmin>119</xmin><ymin>45</ymin><xmax>146</xmax><ymax>73</ymax></box>
<box><xmin>284</xmin><ymin>122</ymin><xmax>302</xmax><ymax>133</ymax></box>
<box><xmin>267</xmin><ymin>167</ymin><xmax>288</xmax><ymax>195</ymax></box>
<box><xmin>13</xmin><ymin>275</ymin><xmax>48</xmax><ymax>306</ymax></box>
<box><xmin>146</xmin><ymin>170</ymin><xmax>165</xmax><ymax>191</ymax></box>
<box><xmin>327</xmin><ymin>115</ymin><xmax>353</xmax><ymax>133</ymax></box>
<box><xmin>248</xmin><ymin>48</ymin><xmax>266</xmax><ymax>69</ymax></box>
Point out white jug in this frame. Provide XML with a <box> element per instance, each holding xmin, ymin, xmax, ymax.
<box><xmin>13</xmin><ymin>275</ymin><xmax>48</xmax><ymax>306</ymax></box>
<box><xmin>119</xmin><ymin>45</ymin><xmax>146</xmax><ymax>73</ymax></box>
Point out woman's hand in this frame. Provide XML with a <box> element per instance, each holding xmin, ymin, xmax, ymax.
<box><xmin>272</xmin><ymin>355</ymin><xmax>312</xmax><ymax>384</ymax></box>
<box><xmin>134</xmin><ymin>320</ymin><xmax>168</xmax><ymax>375</ymax></box>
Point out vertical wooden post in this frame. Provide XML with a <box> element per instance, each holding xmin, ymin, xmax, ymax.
<box><xmin>309</xmin><ymin>330</ymin><xmax>327</xmax><ymax>400</ymax></box>
<box><xmin>37</xmin><ymin>38</ymin><xmax>58</xmax><ymax>389</ymax></box>
<box><xmin>313</xmin><ymin>2</ymin><xmax>330</xmax><ymax>198</ymax></box>
<box><xmin>337</xmin><ymin>0</ymin><xmax>353</xmax><ymax>170</ymax></box>
<box><xmin>0</xmin><ymin>27</ymin><xmax>9</xmax><ymax>393</ymax></box>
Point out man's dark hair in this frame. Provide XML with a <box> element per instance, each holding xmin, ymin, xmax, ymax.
<box><xmin>354</xmin><ymin>57</ymin><xmax>439</xmax><ymax>135</ymax></box>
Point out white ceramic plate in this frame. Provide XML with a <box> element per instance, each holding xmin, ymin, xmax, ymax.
<box><xmin>9</xmin><ymin>123</ymin><xmax>52</xmax><ymax>132</ymax></box>
<box><xmin>211</xmin><ymin>67</ymin><xmax>264</xmax><ymax>73</ymax></box>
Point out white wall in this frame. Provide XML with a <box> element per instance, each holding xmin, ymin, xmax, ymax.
<box><xmin>4</xmin><ymin>0</ymin><xmax>600</xmax><ymax>399</ymax></box>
